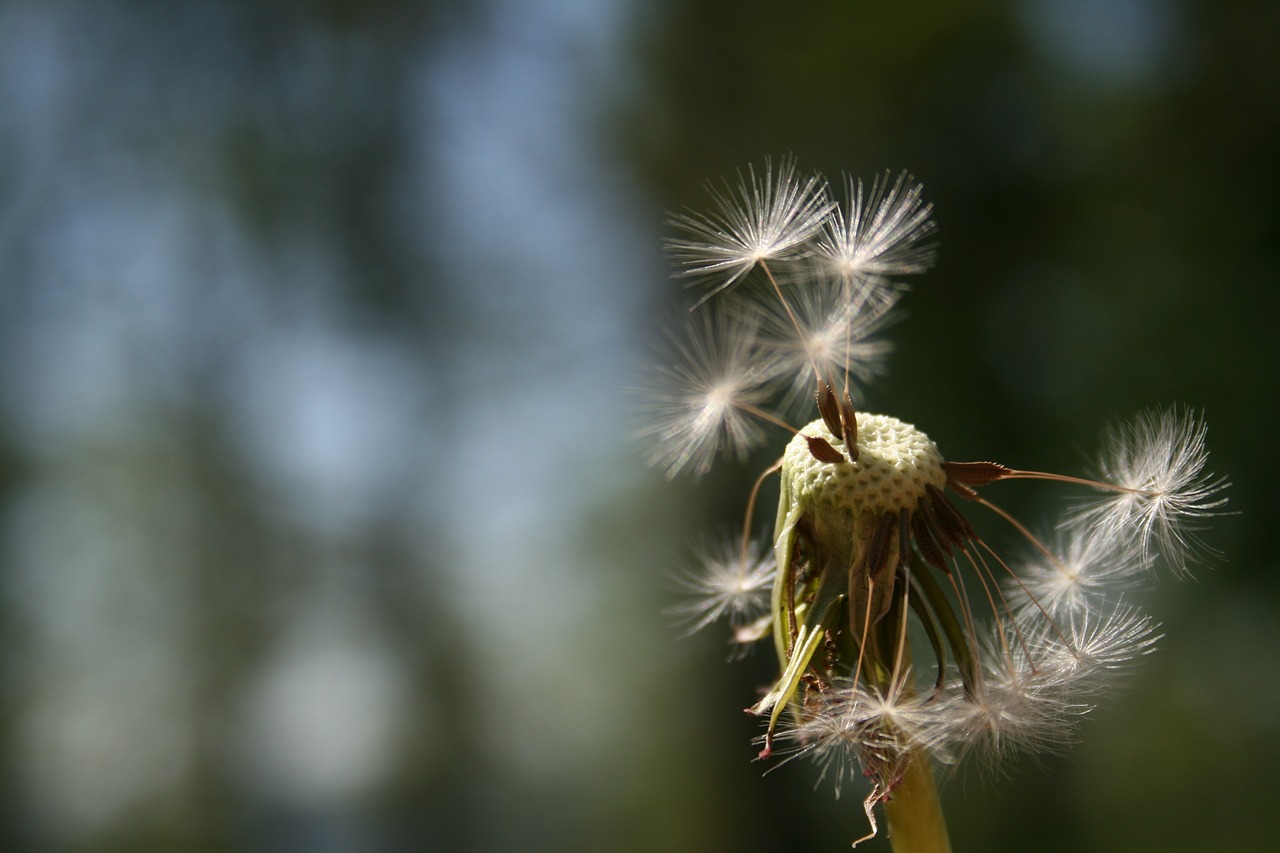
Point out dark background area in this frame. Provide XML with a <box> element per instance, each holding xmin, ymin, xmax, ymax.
<box><xmin>0</xmin><ymin>1</ymin><xmax>1276</xmax><ymax>851</ymax></box>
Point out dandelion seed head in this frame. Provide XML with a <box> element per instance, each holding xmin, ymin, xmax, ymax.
<box><xmin>783</xmin><ymin>415</ymin><xmax>946</xmax><ymax>518</ymax></box>
<box><xmin>642</xmin><ymin>163</ymin><xmax>1228</xmax><ymax>845</ymax></box>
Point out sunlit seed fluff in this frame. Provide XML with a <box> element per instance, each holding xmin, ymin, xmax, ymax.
<box><xmin>748</xmin><ymin>276</ymin><xmax>901</xmax><ymax>411</ymax></box>
<box><xmin>1036</xmin><ymin>604</ymin><xmax>1161</xmax><ymax>678</ymax></box>
<box><xmin>665</xmin><ymin>157</ymin><xmax>834</xmax><ymax>302</ymax></box>
<box><xmin>952</xmin><ymin>603</ymin><xmax>1161</xmax><ymax>767</ymax></box>
<box><xmin>782</xmin><ymin>678</ymin><xmax>953</xmax><ymax>797</ymax></box>
<box><xmin>669</xmin><ymin>534</ymin><xmax>776</xmax><ymax>636</ymax></box>
<box><xmin>816</xmin><ymin>171</ymin><xmax>937</xmax><ymax>282</ymax></box>
<box><xmin>1075</xmin><ymin>407</ymin><xmax>1230</xmax><ymax>575</ymax></box>
<box><xmin>1006</xmin><ymin>523</ymin><xmax>1151</xmax><ymax>621</ymax></box>
<box><xmin>950</xmin><ymin>665</ymin><xmax>1085</xmax><ymax>765</ymax></box>
<box><xmin>637</xmin><ymin>308</ymin><xmax>772</xmax><ymax>479</ymax></box>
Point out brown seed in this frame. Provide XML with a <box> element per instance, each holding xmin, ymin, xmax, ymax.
<box><xmin>840</xmin><ymin>391</ymin><xmax>860</xmax><ymax>462</ymax></box>
<box><xmin>805</xmin><ymin>434</ymin><xmax>846</xmax><ymax>464</ymax></box>
<box><xmin>817</xmin><ymin>381</ymin><xmax>842</xmax><ymax>438</ymax></box>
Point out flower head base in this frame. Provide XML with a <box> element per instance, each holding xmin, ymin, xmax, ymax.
<box><xmin>772</xmin><ymin>416</ymin><xmax>950</xmax><ymax>658</ymax></box>
<box><xmin>640</xmin><ymin>160</ymin><xmax>1229</xmax><ymax>846</ymax></box>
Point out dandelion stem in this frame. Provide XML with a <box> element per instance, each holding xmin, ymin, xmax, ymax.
<box><xmin>884</xmin><ymin>749</ymin><xmax>952</xmax><ymax>853</ymax></box>
<box><xmin>878</xmin><ymin>628</ymin><xmax>951</xmax><ymax>852</ymax></box>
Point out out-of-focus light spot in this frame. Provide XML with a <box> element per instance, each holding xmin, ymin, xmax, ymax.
<box><xmin>1020</xmin><ymin>0</ymin><xmax>1180</xmax><ymax>88</ymax></box>
<box><xmin>17</xmin><ymin>676</ymin><xmax>193</xmax><ymax>843</ymax></box>
<box><xmin>235</xmin><ymin>625</ymin><xmax>410</xmax><ymax>806</ymax></box>
<box><xmin>226</xmin><ymin>324</ymin><xmax>429</xmax><ymax>534</ymax></box>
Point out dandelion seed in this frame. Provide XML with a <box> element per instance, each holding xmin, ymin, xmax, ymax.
<box><xmin>816</xmin><ymin>171</ymin><xmax>937</xmax><ymax>285</ymax></box>
<box><xmin>1036</xmin><ymin>603</ymin><xmax>1161</xmax><ymax>678</ymax></box>
<box><xmin>1077</xmin><ymin>407</ymin><xmax>1231</xmax><ymax>575</ymax></box>
<box><xmin>781</xmin><ymin>676</ymin><xmax>954</xmax><ymax>797</ymax></box>
<box><xmin>636</xmin><ymin>308</ymin><xmax>775</xmax><ymax>479</ymax></box>
<box><xmin>665</xmin><ymin>157</ymin><xmax>834</xmax><ymax>303</ymax></box>
<box><xmin>669</xmin><ymin>533</ymin><xmax>776</xmax><ymax>636</ymax></box>
<box><xmin>953</xmin><ymin>649</ymin><xmax>1087</xmax><ymax>766</ymax></box>
<box><xmin>748</xmin><ymin>275</ymin><xmax>901</xmax><ymax>411</ymax></box>
<box><xmin>1007</xmin><ymin>523</ymin><xmax>1150</xmax><ymax>620</ymax></box>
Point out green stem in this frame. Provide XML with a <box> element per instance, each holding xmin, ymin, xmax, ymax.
<box><xmin>884</xmin><ymin>750</ymin><xmax>951</xmax><ymax>853</ymax></box>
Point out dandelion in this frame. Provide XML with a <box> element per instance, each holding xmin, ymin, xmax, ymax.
<box><xmin>639</xmin><ymin>160</ymin><xmax>1230</xmax><ymax>850</ymax></box>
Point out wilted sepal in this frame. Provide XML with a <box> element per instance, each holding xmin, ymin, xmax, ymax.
<box><xmin>753</xmin><ymin>473</ymin><xmax>850</xmax><ymax>751</ymax></box>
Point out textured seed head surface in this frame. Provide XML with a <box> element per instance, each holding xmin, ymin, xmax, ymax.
<box><xmin>783</xmin><ymin>415</ymin><xmax>946</xmax><ymax>516</ymax></box>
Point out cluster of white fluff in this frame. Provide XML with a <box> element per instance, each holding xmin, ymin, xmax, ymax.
<box><xmin>638</xmin><ymin>157</ymin><xmax>1229</xmax><ymax>832</ymax></box>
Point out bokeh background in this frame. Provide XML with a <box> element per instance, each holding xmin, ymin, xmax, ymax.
<box><xmin>0</xmin><ymin>1</ymin><xmax>1276</xmax><ymax>851</ymax></box>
